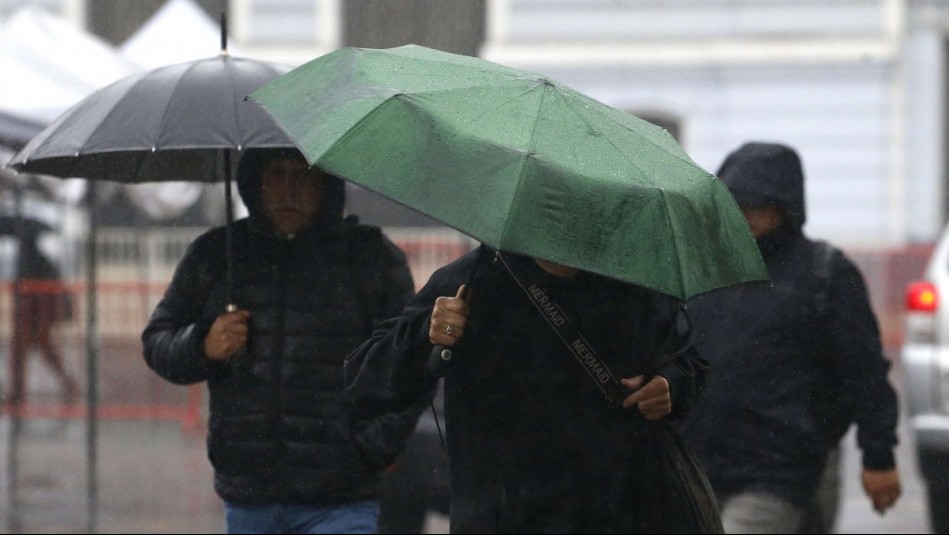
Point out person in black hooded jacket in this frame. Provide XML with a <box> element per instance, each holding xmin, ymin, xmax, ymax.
<box><xmin>141</xmin><ymin>148</ymin><xmax>423</xmax><ymax>534</ymax></box>
<box><xmin>345</xmin><ymin>247</ymin><xmax>708</xmax><ymax>534</ymax></box>
<box><xmin>680</xmin><ymin>142</ymin><xmax>902</xmax><ymax>533</ymax></box>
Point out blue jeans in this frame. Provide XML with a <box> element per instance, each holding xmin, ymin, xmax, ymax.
<box><xmin>224</xmin><ymin>500</ymin><xmax>380</xmax><ymax>534</ymax></box>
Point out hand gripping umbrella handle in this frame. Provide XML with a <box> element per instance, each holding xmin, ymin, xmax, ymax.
<box><xmin>226</xmin><ymin>303</ymin><xmax>251</xmax><ymax>372</ymax></box>
<box><xmin>425</xmin><ymin>246</ymin><xmax>488</xmax><ymax>378</ymax></box>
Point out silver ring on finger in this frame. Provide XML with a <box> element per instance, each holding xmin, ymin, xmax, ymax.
<box><xmin>444</xmin><ymin>324</ymin><xmax>455</xmax><ymax>336</ymax></box>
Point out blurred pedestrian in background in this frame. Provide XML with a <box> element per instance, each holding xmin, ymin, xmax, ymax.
<box><xmin>681</xmin><ymin>142</ymin><xmax>902</xmax><ymax>533</ymax></box>
<box><xmin>6</xmin><ymin>224</ymin><xmax>77</xmax><ymax>406</ymax></box>
<box><xmin>142</xmin><ymin>147</ymin><xmax>422</xmax><ymax>534</ymax></box>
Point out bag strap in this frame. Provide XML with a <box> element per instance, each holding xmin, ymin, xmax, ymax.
<box><xmin>497</xmin><ymin>253</ymin><xmax>629</xmax><ymax>408</ymax></box>
<box><xmin>498</xmin><ymin>252</ymin><xmax>692</xmax><ymax>410</ymax></box>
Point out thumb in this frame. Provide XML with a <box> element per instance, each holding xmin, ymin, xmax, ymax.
<box><xmin>456</xmin><ymin>284</ymin><xmax>467</xmax><ymax>300</ymax></box>
<box><xmin>622</xmin><ymin>376</ymin><xmax>645</xmax><ymax>391</ymax></box>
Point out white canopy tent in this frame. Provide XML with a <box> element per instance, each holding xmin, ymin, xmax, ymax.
<box><xmin>120</xmin><ymin>0</ymin><xmax>245</xmax><ymax>69</ymax></box>
<box><xmin>1</xmin><ymin>6</ymin><xmax>139</xmax><ymax>94</ymax></box>
<box><xmin>0</xmin><ymin>3</ymin><xmax>240</xmax><ymax>222</ymax></box>
<box><xmin>0</xmin><ymin>7</ymin><xmax>132</xmax><ymax>214</ymax></box>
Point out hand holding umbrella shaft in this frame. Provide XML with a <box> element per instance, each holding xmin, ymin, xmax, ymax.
<box><xmin>429</xmin><ymin>285</ymin><xmax>468</xmax><ymax>347</ymax></box>
<box><xmin>205</xmin><ymin>310</ymin><xmax>251</xmax><ymax>360</ymax></box>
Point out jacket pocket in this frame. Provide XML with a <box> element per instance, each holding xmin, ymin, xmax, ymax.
<box><xmin>349</xmin><ymin>409</ymin><xmax>424</xmax><ymax>474</ymax></box>
<box><xmin>207</xmin><ymin>416</ymin><xmax>267</xmax><ymax>477</ymax></box>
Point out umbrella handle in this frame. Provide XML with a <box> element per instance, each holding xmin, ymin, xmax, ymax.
<box><xmin>426</xmin><ymin>345</ymin><xmax>453</xmax><ymax>378</ymax></box>
<box><xmin>224</xmin><ymin>303</ymin><xmax>251</xmax><ymax>373</ymax></box>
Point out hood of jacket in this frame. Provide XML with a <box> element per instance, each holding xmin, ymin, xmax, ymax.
<box><xmin>235</xmin><ymin>147</ymin><xmax>346</xmax><ymax>234</ymax></box>
<box><xmin>716</xmin><ymin>142</ymin><xmax>806</xmax><ymax>230</ymax></box>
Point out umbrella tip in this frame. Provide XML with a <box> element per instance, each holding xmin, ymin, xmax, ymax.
<box><xmin>220</xmin><ymin>12</ymin><xmax>228</xmax><ymax>54</ymax></box>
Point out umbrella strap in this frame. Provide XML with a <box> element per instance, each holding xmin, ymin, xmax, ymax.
<box><xmin>496</xmin><ymin>253</ymin><xmax>629</xmax><ymax>409</ymax></box>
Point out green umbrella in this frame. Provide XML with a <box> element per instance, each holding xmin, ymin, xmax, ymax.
<box><xmin>249</xmin><ymin>44</ymin><xmax>768</xmax><ymax>300</ymax></box>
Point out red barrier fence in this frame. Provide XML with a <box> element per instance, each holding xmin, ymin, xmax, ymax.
<box><xmin>0</xmin><ymin>231</ymin><xmax>477</xmax><ymax>431</ymax></box>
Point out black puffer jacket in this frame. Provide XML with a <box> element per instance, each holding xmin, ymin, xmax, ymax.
<box><xmin>680</xmin><ymin>142</ymin><xmax>899</xmax><ymax>506</ymax></box>
<box><xmin>142</xmin><ymin>149</ymin><xmax>419</xmax><ymax>504</ymax></box>
<box><xmin>346</xmin><ymin>250</ymin><xmax>707</xmax><ymax>533</ymax></box>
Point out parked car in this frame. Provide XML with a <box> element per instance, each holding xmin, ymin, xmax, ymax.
<box><xmin>902</xmin><ymin>231</ymin><xmax>949</xmax><ymax>534</ymax></box>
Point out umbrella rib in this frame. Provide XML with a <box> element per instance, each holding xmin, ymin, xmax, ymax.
<box><xmin>500</xmin><ymin>81</ymin><xmax>549</xmax><ymax>249</ymax></box>
<box><xmin>564</xmin><ymin>93</ymin><xmax>654</xmax><ymax>181</ymax></box>
<box><xmin>39</xmin><ymin>76</ymin><xmax>157</xmax><ymax>180</ymax></box>
<box><xmin>657</xmin><ymin>188</ymin><xmax>687</xmax><ymax>299</ymax></box>
<box><xmin>75</xmin><ymin>65</ymin><xmax>188</xmax><ymax>182</ymax></box>
<box><xmin>225</xmin><ymin>58</ymin><xmax>252</xmax><ymax>152</ymax></box>
<box><xmin>558</xmin><ymin>83</ymin><xmax>699</xmax><ymax>169</ymax></box>
<box><xmin>50</xmin><ymin>74</ymin><xmax>146</xmax><ymax>158</ymax></box>
<box><xmin>375</xmin><ymin>46</ymin><xmax>531</xmax><ymax>83</ymax></box>
<box><xmin>227</xmin><ymin>59</ymin><xmax>241</xmax><ymax>150</ymax></box>
<box><xmin>155</xmin><ymin>61</ymin><xmax>206</xmax><ymax>150</ymax></box>
<box><xmin>69</xmin><ymin>63</ymin><xmax>183</xmax><ymax>156</ymax></box>
<box><xmin>456</xmin><ymin>84</ymin><xmax>542</xmax><ymax>127</ymax></box>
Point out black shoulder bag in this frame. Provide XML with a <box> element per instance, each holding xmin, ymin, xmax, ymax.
<box><xmin>498</xmin><ymin>253</ymin><xmax>724</xmax><ymax>534</ymax></box>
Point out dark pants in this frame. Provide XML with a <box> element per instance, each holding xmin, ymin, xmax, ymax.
<box><xmin>799</xmin><ymin>445</ymin><xmax>842</xmax><ymax>534</ymax></box>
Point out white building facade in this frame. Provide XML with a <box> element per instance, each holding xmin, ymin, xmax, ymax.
<box><xmin>6</xmin><ymin>0</ymin><xmax>949</xmax><ymax>247</ymax></box>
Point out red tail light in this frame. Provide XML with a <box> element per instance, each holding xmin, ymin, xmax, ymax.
<box><xmin>907</xmin><ymin>281</ymin><xmax>938</xmax><ymax>312</ymax></box>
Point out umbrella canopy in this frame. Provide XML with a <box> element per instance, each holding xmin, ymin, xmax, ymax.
<box><xmin>0</xmin><ymin>110</ymin><xmax>44</xmax><ymax>151</ymax></box>
<box><xmin>249</xmin><ymin>45</ymin><xmax>767</xmax><ymax>299</ymax></box>
<box><xmin>8</xmin><ymin>54</ymin><xmax>293</xmax><ymax>182</ymax></box>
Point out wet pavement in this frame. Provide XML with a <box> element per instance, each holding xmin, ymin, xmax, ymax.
<box><xmin>0</xmin><ymin>416</ymin><xmax>450</xmax><ymax>534</ymax></box>
<box><xmin>0</xmin><ymin>418</ymin><xmax>222</xmax><ymax>533</ymax></box>
<box><xmin>0</xmin><ymin>348</ymin><xmax>928</xmax><ymax>534</ymax></box>
<box><xmin>0</xmin><ymin>407</ymin><xmax>927</xmax><ymax>534</ymax></box>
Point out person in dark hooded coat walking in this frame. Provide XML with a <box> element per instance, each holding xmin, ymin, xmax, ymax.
<box><xmin>345</xmin><ymin>247</ymin><xmax>709</xmax><ymax>534</ymax></box>
<box><xmin>680</xmin><ymin>142</ymin><xmax>902</xmax><ymax>533</ymax></box>
<box><xmin>142</xmin><ymin>148</ymin><xmax>423</xmax><ymax>534</ymax></box>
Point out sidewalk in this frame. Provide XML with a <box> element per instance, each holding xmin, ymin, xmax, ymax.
<box><xmin>0</xmin><ymin>416</ymin><xmax>450</xmax><ymax>534</ymax></box>
<box><xmin>0</xmin><ymin>418</ymin><xmax>222</xmax><ymax>533</ymax></box>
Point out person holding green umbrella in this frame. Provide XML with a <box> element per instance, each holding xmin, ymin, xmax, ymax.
<box><xmin>345</xmin><ymin>244</ymin><xmax>710</xmax><ymax>533</ymax></box>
